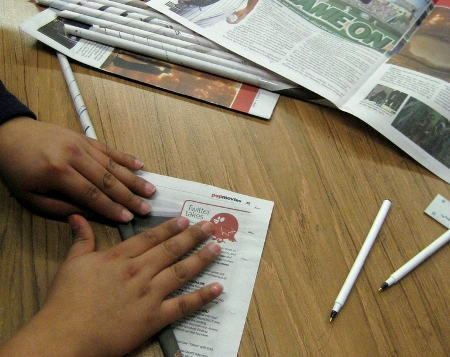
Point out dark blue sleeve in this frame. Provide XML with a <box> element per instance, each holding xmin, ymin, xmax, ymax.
<box><xmin>0</xmin><ymin>80</ymin><xmax>37</xmax><ymax>125</ymax></box>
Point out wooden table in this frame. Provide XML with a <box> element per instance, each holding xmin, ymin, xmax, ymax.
<box><xmin>1</xmin><ymin>1</ymin><xmax>450</xmax><ymax>356</ymax></box>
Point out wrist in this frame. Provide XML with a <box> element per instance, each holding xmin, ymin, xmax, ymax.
<box><xmin>0</xmin><ymin>308</ymin><xmax>84</xmax><ymax>357</ymax></box>
<box><xmin>0</xmin><ymin>116</ymin><xmax>36</xmax><ymax>138</ymax></box>
<box><xmin>0</xmin><ymin>117</ymin><xmax>38</xmax><ymax>181</ymax></box>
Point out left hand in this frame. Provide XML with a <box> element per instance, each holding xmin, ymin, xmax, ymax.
<box><xmin>0</xmin><ymin>118</ymin><xmax>155</xmax><ymax>222</ymax></box>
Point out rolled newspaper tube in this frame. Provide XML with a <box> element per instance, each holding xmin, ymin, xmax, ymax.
<box><xmin>37</xmin><ymin>0</ymin><xmax>222</xmax><ymax>49</ymax></box>
<box><xmin>64</xmin><ymin>24</ymin><xmax>296</xmax><ymax>92</ymax></box>
<box><xmin>57</xmin><ymin>9</ymin><xmax>245</xmax><ymax>63</ymax></box>
<box><xmin>89</xmin><ymin>25</ymin><xmax>284</xmax><ymax>80</ymax></box>
<box><xmin>60</xmin><ymin>0</ymin><xmax>188</xmax><ymax>32</ymax></box>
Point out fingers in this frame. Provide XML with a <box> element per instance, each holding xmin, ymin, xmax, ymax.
<box><xmin>107</xmin><ymin>217</ymin><xmax>223</xmax><ymax>329</ymax></box>
<box><xmin>70</xmin><ymin>153</ymin><xmax>153</xmax><ymax>219</ymax></box>
<box><xmin>137</xmin><ymin>220</ymin><xmax>216</xmax><ymax>275</ymax></box>
<box><xmin>88</xmin><ymin>144</ymin><xmax>155</xmax><ymax>197</ymax></box>
<box><xmin>160</xmin><ymin>283</ymin><xmax>223</xmax><ymax>324</ymax></box>
<box><xmin>51</xmin><ymin>166</ymin><xmax>138</xmax><ymax>222</ymax></box>
<box><xmin>53</xmin><ymin>136</ymin><xmax>156</xmax><ymax>222</ymax></box>
<box><xmin>152</xmin><ymin>242</ymin><xmax>221</xmax><ymax>297</ymax></box>
<box><xmin>87</xmin><ymin>139</ymin><xmax>156</xmax><ymax>199</ymax></box>
<box><xmin>66</xmin><ymin>214</ymin><xmax>96</xmax><ymax>261</ymax></box>
<box><xmin>116</xmin><ymin>219</ymin><xmax>220</xmax><ymax>296</ymax></box>
<box><xmin>87</xmin><ymin>138</ymin><xmax>145</xmax><ymax>172</ymax></box>
<box><xmin>116</xmin><ymin>217</ymin><xmax>191</xmax><ymax>258</ymax></box>
<box><xmin>24</xmin><ymin>192</ymin><xmax>88</xmax><ymax>218</ymax></box>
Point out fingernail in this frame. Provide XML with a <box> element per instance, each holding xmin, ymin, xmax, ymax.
<box><xmin>177</xmin><ymin>216</ymin><xmax>190</xmax><ymax>229</ymax></box>
<box><xmin>145</xmin><ymin>182</ymin><xmax>156</xmax><ymax>196</ymax></box>
<box><xmin>210</xmin><ymin>282</ymin><xmax>223</xmax><ymax>295</ymax></box>
<box><xmin>134</xmin><ymin>159</ymin><xmax>144</xmax><ymax>168</ymax></box>
<box><xmin>201</xmin><ymin>221</ymin><xmax>214</xmax><ymax>235</ymax></box>
<box><xmin>122</xmin><ymin>209</ymin><xmax>134</xmax><ymax>222</ymax></box>
<box><xmin>140</xmin><ymin>201</ymin><xmax>151</xmax><ymax>214</ymax></box>
<box><xmin>207</xmin><ymin>243</ymin><xmax>221</xmax><ymax>255</ymax></box>
<box><xmin>67</xmin><ymin>215</ymin><xmax>79</xmax><ymax>229</ymax></box>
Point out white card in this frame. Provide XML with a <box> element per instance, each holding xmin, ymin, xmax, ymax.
<box><xmin>425</xmin><ymin>194</ymin><xmax>450</xmax><ymax>229</ymax></box>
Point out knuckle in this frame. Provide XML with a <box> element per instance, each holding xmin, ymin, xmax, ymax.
<box><xmin>46</xmin><ymin>160</ymin><xmax>69</xmax><ymax>176</ymax></box>
<box><xmin>64</xmin><ymin>143</ymin><xmax>84</xmax><ymax>158</ymax></box>
<box><xmin>142</xmin><ymin>229</ymin><xmax>162</xmax><ymax>246</ymax></box>
<box><xmin>138</xmin><ymin>283</ymin><xmax>151</xmax><ymax>298</ymax></box>
<box><xmin>130</xmin><ymin>174</ymin><xmax>142</xmax><ymax>190</ymax></box>
<box><xmin>107</xmin><ymin>157</ymin><xmax>119</xmax><ymax>174</ymax></box>
<box><xmin>178</xmin><ymin>298</ymin><xmax>189</xmax><ymax>315</ymax></box>
<box><xmin>102</xmin><ymin>171</ymin><xmax>117</xmax><ymax>190</ymax></box>
<box><xmin>172</xmin><ymin>262</ymin><xmax>189</xmax><ymax>281</ymax></box>
<box><xmin>198</xmin><ymin>289</ymin><xmax>210</xmax><ymax>305</ymax></box>
<box><xmin>44</xmin><ymin>156</ymin><xmax>71</xmax><ymax>176</ymax></box>
<box><xmin>104</xmin><ymin>145</ymin><xmax>114</xmax><ymax>157</ymax></box>
<box><xmin>86</xmin><ymin>185</ymin><xmax>101</xmax><ymax>201</ymax></box>
<box><xmin>123</xmin><ymin>263</ymin><xmax>139</xmax><ymax>280</ymax></box>
<box><xmin>196</xmin><ymin>249</ymin><xmax>214</xmax><ymax>264</ymax></box>
<box><xmin>102</xmin><ymin>248</ymin><xmax>122</xmax><ymax>262</ymax></box>
<box><xmin>185</xmin><ymin>225</ymin><xmax>207</xmax><ymax>246</ymax></box>
<box><xmin>44</xmin><ymin>144</ymin><xmax>83</xmax><ymax>175</ymax></box>
<box><xmin>163</xmin><ymin>239</ymin><xmax>183</xmax><ymax>258</ymax></box>
<box><xmin>164</xmin><ymin>219</ymin><xmax>183</xmax><ymax>237</ymax></box>
<box><xmin>124</xmin><ymin>191</ymin><xmax>136</xmax><ymax>205</ymax></box>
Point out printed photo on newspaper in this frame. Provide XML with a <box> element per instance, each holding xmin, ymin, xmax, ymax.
<box><xmin>147</xmin><ymin>0</ymin><xmax>450</xmax><ymax>184</ymax></box>
<box><xmin>129</xmin><ymin>171</ymin><xmax>274</xmax><ymax>357</ymax></box>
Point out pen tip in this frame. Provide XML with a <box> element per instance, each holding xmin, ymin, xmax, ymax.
<box><xmin>379</xmin><ymin>282</ymin><xmax>388</xmax><ymax>291</ymax></box>
<box><xmin>329</xmin><ymin>310</ymin><xmax>337</xmax><ymax>322</ymax></box>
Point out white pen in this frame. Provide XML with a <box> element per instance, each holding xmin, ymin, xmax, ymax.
<box><xmin>330</xmin><ymin>199</ymin><xmax>391</xmax><ymax>321</ymax></box>
<box><xmin>56</xmin><ymin>52</ymin><xmax>98</xmax><ymax>139</ymax></box>
<box><xmin>379</xmin><ymin>229</ymin><xmax>450</xmax><ymax>291</ymax></box>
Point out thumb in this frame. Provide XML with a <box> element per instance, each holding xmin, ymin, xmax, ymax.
<box><xmin>66</xmin><ymin>214</ymin><xmax>96</xmax><ymax>260</ymax></box>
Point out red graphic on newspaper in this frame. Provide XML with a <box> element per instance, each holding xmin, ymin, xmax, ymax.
<box><xmin>181</xmin><ymin>200</ymin><xmax>248</xmax><ymax>243</ymax></box>
<box><xmin>210</xmin><ymin>213</ymin><xmax>239</xmax><ymax>243</ymax></box>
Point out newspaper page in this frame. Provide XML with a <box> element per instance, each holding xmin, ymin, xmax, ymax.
<box><xmin>341</xmin><ymin>0</ymin><xmax>450</xmax><ymax>184</ymax></box>
<box><xmin>147</xmin><ymin>0</ymin><xmax>431</xmax><ymax>106</ymax></box>
<box><xmin>134</xmin><ymin>171</ymin><xmax>274</xmax><ymax>357</ymax></box>
<box><xmin>20</xmin><ymin>8</ymin><xmax>280</xmax><ymax>120</ymax></box>
<box><xmin>148</xmin><ymin>0</ymin><xmax>450</xmax><ymax>184</ymax></box>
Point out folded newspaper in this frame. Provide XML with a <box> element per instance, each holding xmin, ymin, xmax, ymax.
<box><xmin>132</xmin><ymin>171</ymin><xmax>274</xmax><ymax>357</ymax></box>
<box><xmin>20</xmin><ymin>4</ymin><xmax>280</xmax><ymax>120</ymax></box>
<box><xmin>147</xmin><ymin>0</ymin><xmax>450</xmax><ymax>184</ymax></box>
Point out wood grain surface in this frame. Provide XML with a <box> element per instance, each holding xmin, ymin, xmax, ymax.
<box><xmin>1</xmin><ymin>2</ymin><xmax>450</xmax><ymax>356</ymax></box>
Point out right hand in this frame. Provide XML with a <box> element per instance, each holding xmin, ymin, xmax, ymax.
<box><xmin>0</xmin><ymin>215</ymin><xmax>223</xmax><ymax>357</ymax></box>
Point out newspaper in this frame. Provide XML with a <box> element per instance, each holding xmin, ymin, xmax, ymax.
<box><xmin>133</xmin><ymin>171</ymin><xmax>274</xmax><ymax>357</ymax></box>
<box><xmin>20</xmin><ymin>8</ymin><xmax>280</xmax><ymax>120</ymax></box>
<box><xmin>147</xmin><ymin>0</ymin><xmax>450</xmax><ymax>184</ymax></box>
